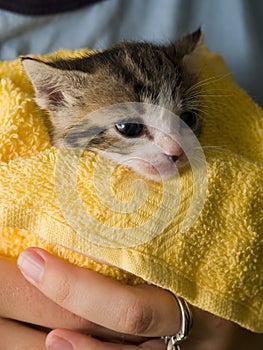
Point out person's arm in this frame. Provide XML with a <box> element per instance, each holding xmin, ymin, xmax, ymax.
<box><xmin>17</xmin><ymin>248</ymin><xmax>263</xmax><ymax>350</ymax></box>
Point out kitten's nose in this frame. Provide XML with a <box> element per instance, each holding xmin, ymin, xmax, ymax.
<box><xmin>156</xmin><ymin>134</ymin><xmax>184</xmax><ymax>161</ymax></box>
<box><xmin>167</xmin><ymin>155</ymin><xmax>179</xmax><ymax>163</ymax></box>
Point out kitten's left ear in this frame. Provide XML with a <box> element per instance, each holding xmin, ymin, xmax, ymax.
<box><xmin>165</xmin><ymin>28</ymin><xmax>204</xmax><ymax>61</ymax></box>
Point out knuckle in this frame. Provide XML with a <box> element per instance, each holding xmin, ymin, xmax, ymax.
<box><xmin>52</xmin><ymin>277</ymin><xmax>72</xmax><ymax>305</ymax></box>
<box><xmin>118</xmin><ymin>295</ymin><xmax>154</xmax><ymax>335</ymax></box>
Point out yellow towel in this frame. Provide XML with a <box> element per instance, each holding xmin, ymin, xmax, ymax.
<box><xmin>0</xmin><ymin>46</ymin><xmax>262</xmax><ymax>333</ymax></box>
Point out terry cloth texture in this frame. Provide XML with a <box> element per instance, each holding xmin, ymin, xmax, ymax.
<box><xmin>0</xmin><ymin>46</ymin><xmax>262</xmax><ymax>333</ymax></box>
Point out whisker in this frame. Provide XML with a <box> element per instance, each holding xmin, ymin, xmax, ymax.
<box><xmin>195</xmin><ymin>145</ymin><xmax>227</xmax><ymax>151</ymax></box>
<box><xmin>186</xmin><ymin>73</ymin><xmax>232</xmax><ymax>95</ymax></box>
<box><xmin>190</xmin><ymin>104</ymin><xmax>219</xmax><ymax>114</ymax></box>
<box><xmin>186</xmin><ymin>89</ymin><xmax>233</xmax><ymax>100</ymax></box>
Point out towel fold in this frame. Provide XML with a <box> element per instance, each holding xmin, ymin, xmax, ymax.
<box><xmin>0</xmin><ymin>46</ymin><xmax>262</xmax><ymax>332</ymax></box>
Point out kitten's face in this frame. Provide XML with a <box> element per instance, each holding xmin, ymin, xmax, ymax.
<box><xmin>22</xmin><ymin>29</ymin><xmax>202</xmax><ymax>180</ymax></box>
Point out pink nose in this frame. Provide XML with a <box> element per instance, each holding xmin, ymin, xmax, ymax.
<box><xmin>156</xmin><ymin>134</ymin><xmax>184</xmax><ymax>160</ymax></box>
<box><xmin>166</xmin><ymin>154</ymin><xmax>181</xmax><ymax>163</ymax></box>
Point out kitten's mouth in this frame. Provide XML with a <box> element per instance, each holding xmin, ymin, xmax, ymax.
<box><xmin>125</xmin><ymin>153</ymin><xmax>188</xmax><ymax>181</ymax></box>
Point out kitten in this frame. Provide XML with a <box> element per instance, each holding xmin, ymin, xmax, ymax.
<box><xmin>22</xmin><ymin>29</ymin><xmax>202</xmax><ymax>181</ymax></box>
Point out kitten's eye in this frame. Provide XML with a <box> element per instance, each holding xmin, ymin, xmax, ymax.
<box><xmin>115</xmin><ymin>123</ymin><xmax>144</xmax><ymax>137</ymax></box>
<box><xmin>180</xmin><ymin>111</ymin><xmax>198</xmax><ymax>128</ymax></box>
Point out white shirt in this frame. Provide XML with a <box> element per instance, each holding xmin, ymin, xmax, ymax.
<box><xmin>0</xmin><ymin>0</ymin><xmax>262</xmax><ymax>105</ymax></box>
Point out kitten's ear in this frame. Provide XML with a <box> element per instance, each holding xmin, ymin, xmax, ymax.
<box><xmin>165</xmin><ymin>28</ymin><xmax>203</xmax><ymax>61</ymax></box>
<box><xmin>22</xmin><ymin>58</ymin><xmax>88</xmax><ymax>110</ymax></box>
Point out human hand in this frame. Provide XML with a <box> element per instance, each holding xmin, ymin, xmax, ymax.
<box><xmin>17</xmin><ymin>248</ymin><xmax>263</xmax><ymax>350</ymax></box>
<box><xmin>0</xmin><ymin>255</ymin><xmax>122</xmax><ymax>350</ymax></box>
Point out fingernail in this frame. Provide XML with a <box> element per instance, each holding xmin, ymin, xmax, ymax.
<box><xmin>17</xmin><ymin>249</ymin><xmax>45</xmax><ymax>284</ymax></box>
<box><xmin>46</xmin><ymin>335</ymin><xmax>74</xmax><ymax>350</ymax></box>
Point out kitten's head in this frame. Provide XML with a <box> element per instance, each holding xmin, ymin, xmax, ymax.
<box><xmin>22</xmin><ymin>29</ymin><xmax>203</xmax><ymax>180</ymax></box>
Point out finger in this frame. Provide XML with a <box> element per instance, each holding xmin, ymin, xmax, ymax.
<box><xmin>1</xmin><ymin>256</ymin><xmax>141</xmax><ymax>343</ymax></box>
<box><xmin>46</xmin><ymin>329</ymin><xmax>165</xmax><ymax>350</ymax></box>
<box><xmin>0</xmin><ymin>256</ymin><xmax>91</xmax><ymax>331</ymax></box>
<box><xmin>0</xmin><ymin>317</ymin><xmax>46</xmax><ymax>350</ymax></box>
<box><xmin>18</xmin><ymin>248</ymin><xmax>181</xmax><ymax>337</ymax></box>
<box><xmin>0</xmin><ymin>256</ymin><xmax>150</xmax><ymax>344</ymax></box>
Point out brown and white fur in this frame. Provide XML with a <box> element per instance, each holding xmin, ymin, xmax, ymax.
<box><xmin>22</xmin><ymin>29</ymin><xmax>203</xmax><ymax>181</ymax></box>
